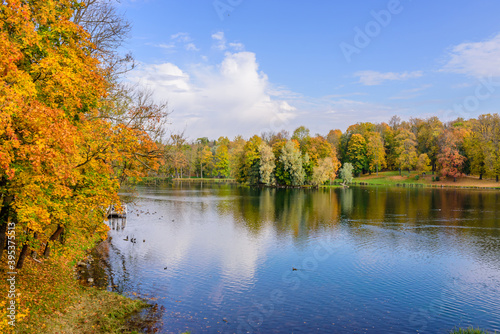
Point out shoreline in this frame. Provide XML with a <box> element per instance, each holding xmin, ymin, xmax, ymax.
<box><xmin>0</xmin><ymin>235</ymin><xmax>156</xmax><ymax>333</ymax></box>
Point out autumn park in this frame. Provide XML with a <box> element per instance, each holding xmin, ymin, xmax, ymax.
<box><xmin>1</xmin><ymin>1</ymin><xmax>500</xmax><ymax>334</ymax></box>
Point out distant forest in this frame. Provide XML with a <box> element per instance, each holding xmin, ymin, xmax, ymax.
<box><xmin>160</xmin><ymin>114</ymin><xmax>500</xmax><ymax>186</ymax></box>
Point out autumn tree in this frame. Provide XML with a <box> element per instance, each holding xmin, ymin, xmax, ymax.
<box><xmin>0</xmin><ymin>0</ymin><xmax>170</xmax><ymax>267</ymax></box>
<box><xmin>198</xmin><ymin>145</ymin><xmax>214</xmax><ymax>178</ymax></box>
<box><xmin>236</xmin><ymin>135</ymin><xmax>262</xmax><ymax>184</ymax></box>
<box><xmin>259</xmin><ymin>142</ymin><xmax>275</xmax><ymax>185</ymax></box>
<box><xmin>416</xmin><ymin>154</ymin><xmax>432</xmax><ymax>175</ymax></box>
<box><xmin>437</xmin><ymin>129</ymin><xmax>467</xmax><ymax>182</ymax></box>
<box><xmin>0</xmin><ymin>0</ymin><xmax>107</xmax><ymax>264</ymax></box>
<box><xmin>365</xmin><ymin>131</ymin><xmax>386</xmax><ymax>175</ymax></box>
<box><xmin>394</xmin><ymin>129</ymin><xmax>418</xmax><ymax>175</ymax></box>
<box><xmin>214</xmin><ymin>142</ymin><xmax>230</xmax><ymax>178</ymax></box>
<box><xmin>311</xmin><ymin>158</ymin><xmax>339</xmax><ymax>186</ymax></box>
<box><xmin>415</xmin><ymin>117</ymin><xmax>443</xmax><ymax>172</ymax></box>
<box><xmin>229</xmin><ymin>136</ymin><xmax>246</xmax><ymax>179</ymax></box>
<box><xmin>291</xmin><ymin>126</ymin><xmax>311</xmax><ymax>152</ymax></box>
<box><xmin>470</xmin><ymin>114</ymin><xmax>500</xmax><ymax>181</ymax></box>
<box><xmin>345</xmin><ymin>134</ymin><xmax>367</xmax><ymax>176</ymax></box>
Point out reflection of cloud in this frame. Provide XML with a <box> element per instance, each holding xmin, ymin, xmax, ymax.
<box><xmin>130</xmin><ymin>197</ymin><xmax>271</xmax><ymax>294</ymax></box>
<box><xmin>218</xmin><ymin>224</ymin><xmax>273</xmax><ymax>288</ymax></box>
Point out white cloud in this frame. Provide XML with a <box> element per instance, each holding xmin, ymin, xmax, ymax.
<box><xmin>185</xmin><ymin>43</ymin><xmax>199</xmax><ymax>51</ymax></box>
<box><xmin>442</xmin><ymin>33</ymin><xmax>500</xmax><ymax>77</ymax></box>
<box><xmin>171</xmin><ymin>32</ymin><xmax>192</xmax><ymax>43</ymax></box>
<box><xmin>161</xmin><ymin>43</ymin><xmax>176</xmax><ymax>49</ymax></box>
<box><xmin>355</xmin><ymin>70</ymin><xmax>423</xmax><ymax>86</ymax></box>
<box><xmin>152</xmin><ymin>33</ymin><xmax>198</xmax><ymax>53</ymax></box>
<box><xmin>211</xmin><ymin>31</ymin><xmax>224</xmax><ymax>41</ymax></box>
<box><xmin>389</xmin><ymin>84</ymin><xmax>432</xmax><ymax>100</ymax></box>
<box><xmin>128</xmin><ymin>51</ymin><xmax>297</xmax><ymax>139</ymax></box>
<box><xmin>211</xmin><ymin>31</ymin><xmax>226</xmax><ymax>50</ymax></box>
<box><xmin>229</xmin><ymin>42</ymin><xmax>245</xmax><ymax>51</ymax></box>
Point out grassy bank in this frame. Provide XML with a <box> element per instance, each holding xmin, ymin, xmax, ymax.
<box><xmin>172</xmin><ymin>177</ymin><xmax>237</xmax><ymax>183</ymax></box>
<box><xmin>0</xmin><ymin>235</ymin><xmax>150</xmax><ymax>334</ymax></box>
<box><xmin>337</xmin><ymin>171</ymin><xmax>500</xmax><ymax>189</ymax></box>
<box><xmin>451</xmin><ymin>327</ymin><xmax>498</xmax><ymax>333</ymax></box>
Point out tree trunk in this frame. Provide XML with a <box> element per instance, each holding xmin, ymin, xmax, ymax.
<box><xmin>399</xmin><ymin>168</ymin><xmax>401</xmax><ymax>176</ymax></box>
<box><xmin>16</xmin><ymin>243</ymin><xmax>29</xmax><ymax>269</ymax></box>
<box><xmin>454</xmin><ymin>177</ymin><xmax>457</xmax><ymax>182</ymax></box>
<box><xmin>376</xmin><ymin>165</ymin><xmax>379</xmax><ymax>176</ymax></box>
<box><xmin>43</xmin><ymin>225</ymin><xmax>64</xmax><ymax>258</ymax></box>
<box><xmin>479</xmin><ymin>173</ymin><xmax>483</xmax><ymax>180</ymax></box>
<box><xmin>0</xmin><ymin>193</ymin><xmax>13</xmax><ymax>260</ymax></box>
<box><xmin>30</xmin><ymin>232</ymin><xmax>38</xmax><ymax>259</ymax></box>
<box><xmin>0</xmin><ymin>221</ymin><xmax>7</xmax><ymax>260</ymax></box>
<box><xmin>497</xmin><ymin>175</ymin><xmax>499</xmax><ymax>183</ymax></box>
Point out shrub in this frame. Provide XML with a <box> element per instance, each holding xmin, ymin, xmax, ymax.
<box><xmin>435</xmin><ymin>176</ymin><xmax>440</xmax><ymax>181</ymax></box>
<box><xmin>414</xmin><ymin>175</ymin><xmax>420</xmax><ymax>180</ymax></box>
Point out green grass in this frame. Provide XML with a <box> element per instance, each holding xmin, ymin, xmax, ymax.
<box><xmin>326</xmin><ymin>170</ymin><xmax>500</xmax><ymax>189</ymax></box>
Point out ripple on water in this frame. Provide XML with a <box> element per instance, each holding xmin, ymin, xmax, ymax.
<box><xmin>104</xmin><ymin>185</ymin><xmax>500</xmax><ymax>333</ymax></box>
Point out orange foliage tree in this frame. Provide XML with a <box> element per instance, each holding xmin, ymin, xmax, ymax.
<box><xmin>0</xmin><ymin>1</ymin><xmax>166</xmax><ymax>268</ymax></box>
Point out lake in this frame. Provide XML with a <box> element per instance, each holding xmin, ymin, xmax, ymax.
<box><xmin>103</xmin><ymin>183</ymin><xmax>500</xmax><ymax>333</ymax></box>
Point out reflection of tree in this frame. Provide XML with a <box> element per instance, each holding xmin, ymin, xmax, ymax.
<box><xmin>340</xmin><ymin>188</ymin><xmax>354</xmax><ymax>215</ymax></box>
<box><xmin>211</xmin><ymin>184</ymin><xmax>500</xmax><ymax>262</ymax></box>
<box><xmin>215</xmin><ymin>187</ymin><xmax>340</xmax><ymax>238</ymax></box>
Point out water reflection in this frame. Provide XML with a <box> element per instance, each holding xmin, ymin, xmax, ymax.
<box><xmin>101</xmin><ymin>183</ymin><xmax>500</xmax><ymax>333</ymax></box>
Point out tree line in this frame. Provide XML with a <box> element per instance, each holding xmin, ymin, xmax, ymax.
<box><xmin>160</xmin><ymin>114</ymin><xmax>500</xmax><ymax>185</ymax></box>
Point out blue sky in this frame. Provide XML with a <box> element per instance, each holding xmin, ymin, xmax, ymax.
<box><xmin>119</xmin><ymin>0</ymin><xmax>500</xmax><ymax>139</ymax></box>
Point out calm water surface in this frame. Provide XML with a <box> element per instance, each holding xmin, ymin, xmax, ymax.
<box><xmin>105</xmin><ymin>183</ymin><xmax>500</xmax><ymax>333</ymax></box>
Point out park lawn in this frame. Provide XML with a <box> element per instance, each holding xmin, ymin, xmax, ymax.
<box><xmin>355</xmin><ymin>171</ymin><xmax>500</xmax><ymax>188</ymax></box>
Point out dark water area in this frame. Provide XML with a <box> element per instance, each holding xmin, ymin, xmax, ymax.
<box><xmin>103</xmin><ymin>183</ymin><xmax>500</xmax><ymax>333</ymax></box>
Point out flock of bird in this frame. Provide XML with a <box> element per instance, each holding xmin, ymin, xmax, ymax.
<box><xmin>122</xmin><ymin>236</ymin><xmax>144</xmax><ymax>243</ymax></box>
<box><xmin>121</xmin><ymin>207</ymin><xmax>172</xmax><ymax>270</ymax></box>
<box><xmin>119</xmin><ymin>207</ymin><xmax>301</xmax><ymax>273</ymax></box>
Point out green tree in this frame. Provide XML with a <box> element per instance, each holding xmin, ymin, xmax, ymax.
<box><xmin>279</xmin><ymin>140</ymin><xmax>305</xmax><ymax>186</ymax></box>
<box><xmin>339</xmin><ymin>163</ymin><xmax>354</xmax><ymax>185</ymax></box>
